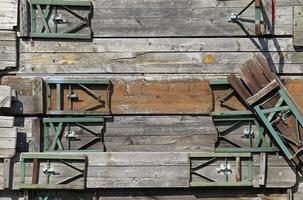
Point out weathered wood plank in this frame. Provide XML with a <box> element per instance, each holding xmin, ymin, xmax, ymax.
<box><xmin>24</xmin><ymin>116</ymin><xmax>216</xmax><ymax>152</ymax></box>
<box><xmin>19</xmin><ymin>39</ymin><xmax>302</xmax><ymax>74</ymax></box>
<box><xmin>9</xmin><ymin>152</ymin><xmax>296</xmax><ymax>189</ymax></box>
<box><xmin>0</xmin><ymin>86</ymin><xmax>12</xmax><ymax>108</ymax></box>
<box><xmin>0</xmin><ymin>127</ymin><xmax>17</xmax><ymax>158</ymax></box>
<box><xmin>0</xmin><ymin>0</ymin><xmax>17</xmax><ymax>30</ymax></box>
<box><xmin>294</xmin><ymin>6</ymin><xmax>303</xmax><ymax>47</ymax></box>
<box><xmin>19</xmin><ymin>0</ymin><xmax>29</xmax><ymax>37</ymax></box>
<box><xmin>15</xmin><ymin>117</ymin><xmax>41</xmax><ymax>153</ymax></box>
<box><xmin>19</xmin><ymin>52</ymin><xmax>303</xmax><ymax>74</ymax></box>
<box><xmin>89</xmin><ymin>4</ymin><xmax>291</xmax><ymax>37</ymax></box>
<box><xmin>0</xmin><ymin>117</ymin><xmax>14</xmax><ymax>128</ymax></box>
<box><xmin>25</xmin><ymin>1</ymin><xmax>290</xmax><ymax>37</ymax></box>
<box><xmin>3</xmin><ymin>76</ymin><xmax>303</xmax><ymax>115</ymax></box>
<box><xmin>1</xmin><ymin>77</ymin><xmax>44</xmax><ymax>115</ymax></box>
<box><xmin>20</xmin><ymin>38</ymin><xmax>294</xmax><ymax>53</ymax></box>
<box><xmin>0</xmin><ymin>31</ymin><xmax>16</xmax><ymax>70</ymax></box>
<box><xmin>92</xmin><ymin>0</ymin><xmax>297</xmax><ymax>8</ymax></box>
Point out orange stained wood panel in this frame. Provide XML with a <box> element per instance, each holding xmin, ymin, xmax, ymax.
<box><xmin>49</xmin><ymin>79</ymin><xmax>213</xmax><ymax>115</ymax></box>
<box><xmin>212</xmin><ymin>79</ymin><xmax>303</xmax><ymax>113</ymax></box>
<box><xmin>284</xmin><ymin>80</ymin><xmax>303</xmax><ymax>112</ymax></box>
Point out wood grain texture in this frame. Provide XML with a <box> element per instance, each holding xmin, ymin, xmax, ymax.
<box><xmin>0</xmin><ymin>86</ymin><xmax>12</xmax><ymax>108</ymax></box>
<box><xmin>8</xmin><ymin>152</ymin><xmax>296</xmax><ymax>189</ymax></box>
<box><xmin>3</xmin><ymin>76</ymin><xmax>303</xmax><ymax>115</ymax></box>
<box><xmin>0</xmin><ymin>0</ymin><xmax>302</xmax><ymax>196</ymax></box>
<box><xmin>1</xmin><ymin>76</ymin><xmax>213</xmax><ymax>115</ymax></box>
<box><xmin>88</xmin><ymin>2</ymin><xmax>291</xmax><ymax>37</ymax></box>
<box><xmin>19</xmin><ymin>38</ymin><xmax>300</xmax><ymax>74</ymax></box>
<box><xmin>0</xmin><ymin>126</ymin><xmax>17</xmax><ymax>158</ymax></box>
<box><xmin>44</xmin><ymin>116</ymin><xmax>216</xmax><ymax>152</ymax></box>
<box><xmin>92</xmin><ymin>0</ymin><xmax>297</xmax><ymax>8</ymax></box>
<box><xmin>212</xmin><ymin>79</ymin><xmax>303</xmax><ymax>112</ymax></box>
<box><xmin>294</xmin><ymin>6</ymin><xmax>303</xmax><ymax>47</ymax></box>
<box><xmin>0</xmin><ymin>0</ymin><xmax>17</xmax><ymax>30</ymax></box>
<box><xmin>109</xmin><ymin>79</ymin><xmax>212</xmax><ymax>114</ymax></box>
<box><xmin>1</xmin><ymin>76</ymin><xmax>44</xmax><ymax>115</ymax></box>
<box><xmin>0</xmin><ymin>31</ymin><xmax>16</xmax><ymax>70</ymax></box>
<box><xmin>15</xmin><ymin>117</ymin><xmax>42</xmax><ymax>153</ymax></box>
<box><xmin>15</xmin><ymin>0</ymin><xmax>292</xmax><ymax>37</ymax></box>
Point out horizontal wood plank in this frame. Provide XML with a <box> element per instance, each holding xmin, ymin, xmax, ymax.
<box><xmin>9</xmin><ymin>152</ymin><xmax>296</xmax><ymax>189</ymax></box>
<box><xmin>19</xmin><ymin>38</ymin><xmax>302</xmax><ymax>74</ymax></box>
<box><xmin>1</xmin><ymin>76</ymin><xmax>213</xmax><ymax>115</ymax></box>
<box><xmin>89</xmin><ymin>4</ymin><xmax>291</xmax><ymax>37</ymax></box>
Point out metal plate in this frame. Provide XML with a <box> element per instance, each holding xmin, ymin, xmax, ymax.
<box><xmin>43</xmin><ymin>117</ymin><xmax>105</xmax><ymax>151</ymax></box>
<box><xmin>19</xmin><ymin>153</ymin><xmax>87</xmax><ymax>190</ymax></box>
<box><xmin>29</xmin><ymin>0</ymin><xmax>92</xmax><ymax>39</ymax></box>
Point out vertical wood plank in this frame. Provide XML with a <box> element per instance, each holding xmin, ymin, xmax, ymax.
<box><xmin>19</xmin><ymin>0</ymin><xmax>29</xmax><ymax>37</ymax></box>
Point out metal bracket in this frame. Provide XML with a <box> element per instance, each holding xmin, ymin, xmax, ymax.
<box><xmin>189</xmin><ymin>152</ymin><xmax>253</xmax><ymax>187</ymax></box>
<box><xmin>212</xmin><ymin>111</ymin><xmax>275</xmax><ymax>153</ymax></box>
<box><xmin>210</xmin><ymin>80</ymin><xmax>275</xmax><ymax>153</ymax></box>
<box><xmin>29</xmin><ymin>0</ymin><xmax>92</xmax><ymax>39</ymax></box>
<box><xmin>45</xmin><ymin>79</ymin><xmax>111</xmax><ymax>115</ymax></box>
<box><xmin>43</xmin><ymin>117</ymin><xmax>105</xmax><ymax>151</ymax></box>
<box><xmin>254</xmin><ymin>89</ymin><xmax>303</xmax><ymax>161</ymax></box>
<box><xmin>19</xmin><ymin>153</ymin><xmax>87</xmax><ymax>190</ymax></box>
<box><xmin>229</xmin><ymin>0</ymin><xmax>275</xmax><ymax>35</ymax></box>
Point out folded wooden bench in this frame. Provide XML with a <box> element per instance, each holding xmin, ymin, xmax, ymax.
<box><xmin>228</xmin><ymin>54</ymin><xmax>303</xmax><ymax>173</ymax></box>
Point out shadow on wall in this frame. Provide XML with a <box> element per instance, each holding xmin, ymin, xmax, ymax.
<box><xmin>233</xmin><ymin>0</ymin><xmax>288</xmax><ymax>74</ymax></box>
<box><xmin>25</xmin><ymin>188</ymin><xmax>293</xmax><ymax>200</ymax></box>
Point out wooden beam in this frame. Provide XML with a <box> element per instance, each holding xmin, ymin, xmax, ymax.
<box><xmin>19</xmin><ymin>38</ymin><xmax>303</xmax><ymax>75</ymax></box>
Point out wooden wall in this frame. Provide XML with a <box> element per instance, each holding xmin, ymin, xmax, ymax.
<box><xmin>0</xmin><ymin>0</ymin><xmax>303</xmax><ymax>199</ymax></box>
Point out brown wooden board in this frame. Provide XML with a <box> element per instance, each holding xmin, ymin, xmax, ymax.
<box><xmin>211</xmin><ymin>83</ymin><xmax>247</xmax><ymax>112</ymax></box>
<box><xmin>1</xmin><ymin>76</ymin><xmax>213</xmax><ymax>115</ymax></box>
<box><xmin>3</xmin><ymin>75</ymin><xmax>303</xmax><ymax>115</ymax></box>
